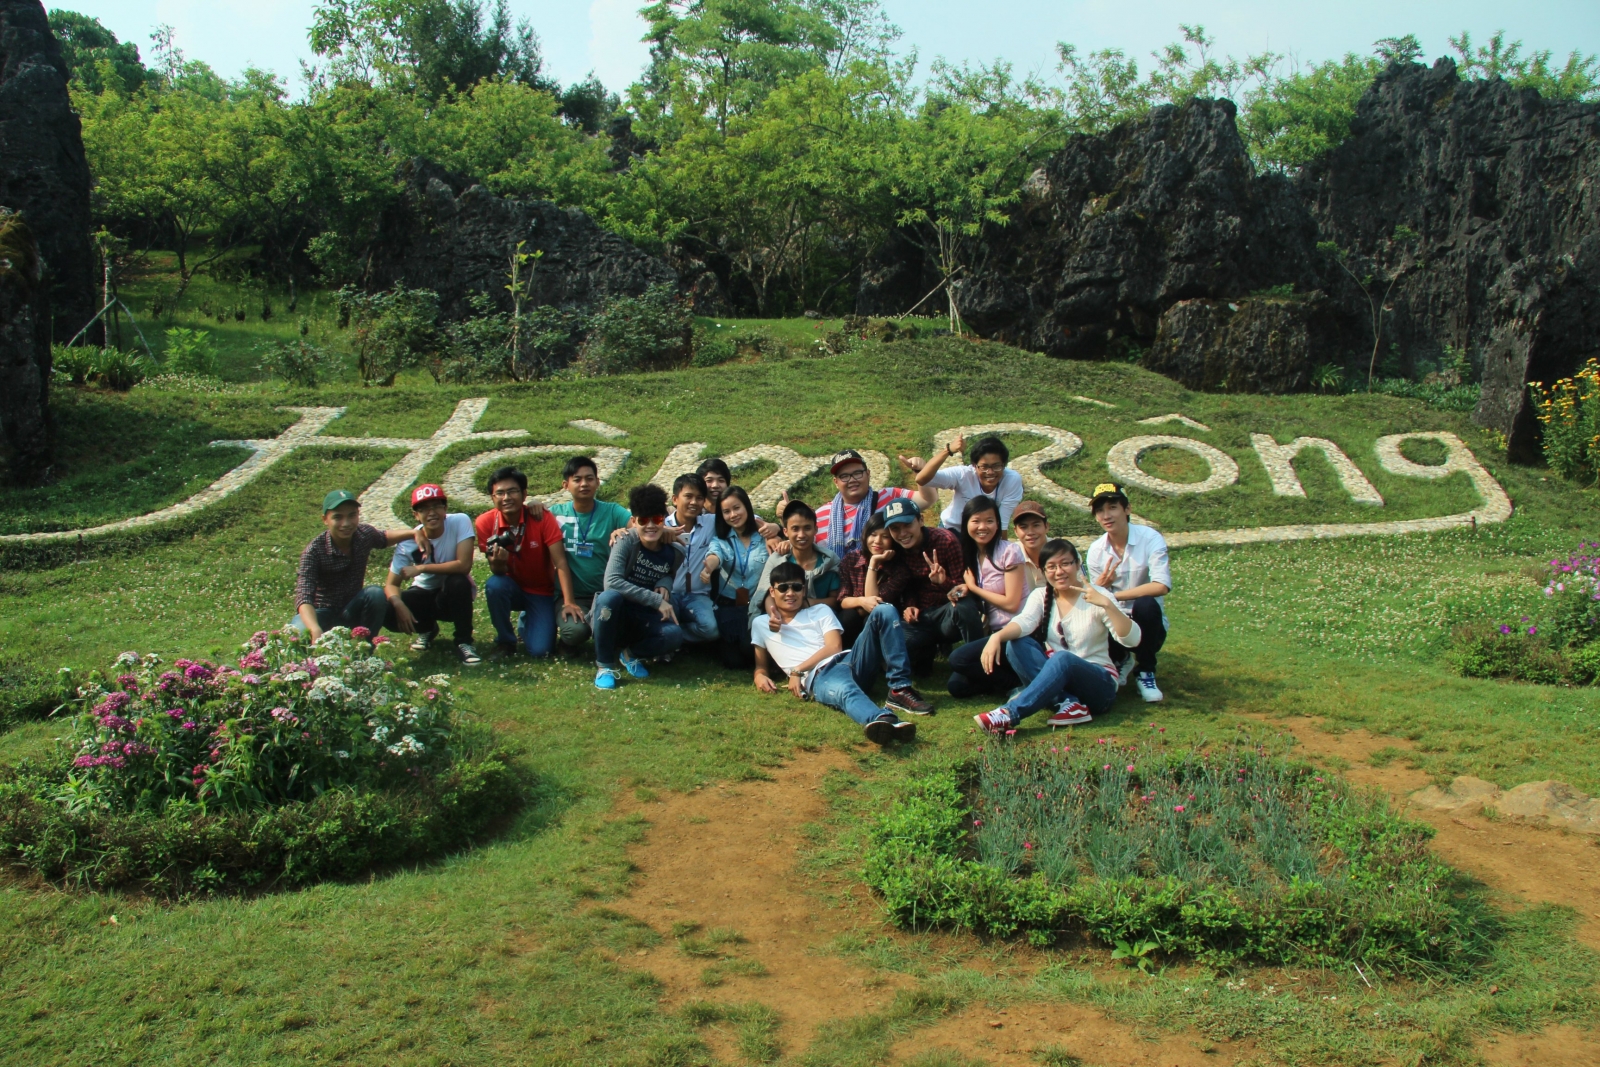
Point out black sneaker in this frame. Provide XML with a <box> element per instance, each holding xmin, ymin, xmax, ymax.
<box><xmin>886</xmin><ymin>687</ymin><xmax>936</xmax><ymax>716</ymax></box>
<box><xmin>492</xmin><ymin>640</ymin><xmax>518</xmax><ymax>658</ymax></box>
<box><xmin>863</xmin><ymin>714</ymin><xmax>897</xmax><ymax>745</ymax></box>
<box><xmin>456</xmin><ymin>643</ymin><xmax>482</xmax><ymax>666</ymax></box>
<box><xmin>891</xmin><ymin>719</ymin><xmax>917</xmax><ymax>742</ymax></box>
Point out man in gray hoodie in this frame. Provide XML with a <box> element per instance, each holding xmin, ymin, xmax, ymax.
<box><xmin>593</xmin><ymin>483</ymin><xmax>686</xmax><ymax>690</ymax></box>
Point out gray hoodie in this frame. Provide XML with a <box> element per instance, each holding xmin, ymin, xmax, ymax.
<box><xmin>603</xmin><ymin>529</ymin><xmax>685</xmax><ymax>608</ymax></box>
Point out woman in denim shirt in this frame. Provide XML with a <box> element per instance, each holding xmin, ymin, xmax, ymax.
<box><xmin>702</xmin><ymin>485</ymin><xmax>770</xmax><ymax>668</ymax></box>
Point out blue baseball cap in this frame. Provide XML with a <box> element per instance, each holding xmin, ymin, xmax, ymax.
<box><xmin>879</xmin><ymin>498</ymin><xmax>921</xmax><ymax>526</ymax></box>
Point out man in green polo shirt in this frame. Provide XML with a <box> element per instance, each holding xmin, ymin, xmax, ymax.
<box><xmin>550</xmin><ymin>455</ymin><xmax>633</xmax><ymax>649</ymax></box>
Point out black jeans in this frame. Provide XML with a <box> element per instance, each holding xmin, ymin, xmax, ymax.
<box><xmin>903</xmin><ymin>595</ymin><xmax>985</xmax><ymax>676</ymax></box>
<box><xmin>1107</xmin><ymin>596</ymin><xmax>1167</xmax><ymax>672</ymax></box>
<box><xmin>715</xmin><ymin>599</ymin><xmax>756</xmax><ymax>670</ymax></box>
<box><xmin>946</xmin><ymin>636</ymin><xmax>1020</xmax><ymax>698</ymax></box>
<box><xmin>385</xmin><ymin>574</ymin><xmax>475</xmax><ymax>645</ymax></box>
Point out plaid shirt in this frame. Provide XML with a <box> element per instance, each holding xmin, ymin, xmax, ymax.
<box><xmin>294</xmin><ymin>524</ymin><xmax>389</xmax><ymax>609</ymax></box>
<box><xmin>903</xmin><ymin>526</ymin><xmax>964</xmax><ymax>611</ymax></box>
<box><xmin>839</xmin><ymin>549</ymin><xmax>914</xmax><ymax>610</ymax></box>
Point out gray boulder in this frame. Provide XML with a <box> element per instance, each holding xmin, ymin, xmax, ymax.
<box><xmin>364</xmin><ymin>160</ymin><xmax>679</xmax><ymax>321</ymax></box>
<box><xmin>1145</xmin><ymin>294</ymin><xmax>1339</xmax><ymax>394</ymax></box>
<box><xmin>0</xmin><ymin>0</ymin><xmax>93</xmax><ymax>483</ymax></box>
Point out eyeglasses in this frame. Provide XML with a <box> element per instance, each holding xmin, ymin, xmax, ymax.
<box><xmin>773</xmin><ymin>582</ymin><xmax>806</xmax><ymax>594</ymax></box>
<box><xmin>974</xmin><ymin>462</ymin><xmax>1005</xmax><ymax>474</ymax></box>
<box><xmin>1043</xmin><ymin>559</ymin><xmax>1078</xmax><ymax>571</ymax></box>
<box><xmin>834</xmin><ymin>467</ymin><xmax>869</xmax><ymax>482</ymax></box>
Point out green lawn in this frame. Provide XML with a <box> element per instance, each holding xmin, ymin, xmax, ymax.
<box><xmin>4</xmin><ymin>307</ymin><xmax>1599</xmax><ymax>1065</ymax></box>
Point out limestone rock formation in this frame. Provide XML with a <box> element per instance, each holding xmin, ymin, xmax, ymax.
<box><xmin>0</xmin><ymin>0</ymin><xmax>93</xmax><ymax>483</ymax></box>
<box><xmin>940</xmin><ymin>59</ymin><xmax>1600</xmax><ymax>445</ymax></box>
<box><xmin>364</xmin><ymin>160</ymin><xmax>679</xmax><ymax>321</ymax></box>
<box><xmin>945</xmin><ymin>98</ymin><xmax>1319</xmax><ymax>365</ymax></box>
<box><xmin>1301</xmin><ymin>59</ymin><xmax>1600</xmax><ymax>460</ymax></box>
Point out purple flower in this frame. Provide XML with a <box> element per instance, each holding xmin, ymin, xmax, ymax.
<box><xmin>1528</xmin><ymin>626</ymin><xmax>1538</xmax><ymax>635</ymax></box>
<box><xmin>184</xmin><ymin>664</ymin><xmax>213</xmax><ymax>682</ymax></box>
<box><xmin>181</xmin><ymin>721</ymin><xmax>197</xmax><ymax>731</ymax></box>
<box><xmin>1499</xmin><ymin>625</ymin><xmax>1513</xmax><ymax>635</ymax></box>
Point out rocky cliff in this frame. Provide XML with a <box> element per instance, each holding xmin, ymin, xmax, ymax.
<box><xmin>364</xmin><ymin>160</ymin><xmax>679</xmax><ymax>321</ymax></box>
<box><xmin>942</xmin><ymin>59</ymin><xmax>1600</xmax><ymax>459</ymax></box>
<box><xmin>0</xmin><ymin>0</ymin><xmax>93</xmax><ymax>483</ymax></box>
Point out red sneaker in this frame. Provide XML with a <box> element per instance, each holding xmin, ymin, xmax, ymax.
<box><xmin>1046</xmin><ymin>700</ymin><xmax>1093</xmax><ymax>728</ymax></box>
<box><xmin>973</xmin><ymin>709</ymin><xmax>1012</xmax><ymax>734</ymax></box>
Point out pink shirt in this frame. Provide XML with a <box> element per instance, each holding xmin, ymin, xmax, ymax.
<box><xmin>978</xmin><ymin>539</ymin><xmax>1026</xmax><ymax>630</ymax></box>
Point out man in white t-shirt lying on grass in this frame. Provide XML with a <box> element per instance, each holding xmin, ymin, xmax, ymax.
<box><xmin>750</xmin><ymin>561</ymin><xmax>932</xmax><ymax>744</ymax></box>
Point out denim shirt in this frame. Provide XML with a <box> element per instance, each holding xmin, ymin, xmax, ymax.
<box><xmin>708</xmin><ymin>530</ymin><xmax>770</xmax><ymax>599</ymax></box>
<box><xmin>669</xmin><ymin>512</ymin><xmax>718</xmax><ymax>597</ymax></box>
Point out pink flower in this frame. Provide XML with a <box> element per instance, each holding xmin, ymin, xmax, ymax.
<box><xmin>1036</xmin><ymin>792</ymin><xmax>1044</xmax><ymax>799</ymax></box>
<box><xmin>1023</xmin><ymin>842</ymin><xmax>1033</xmax><ymax>850</ymax></box>
<box><xmin>973</xmin><ymin>818</ymin><xmax>983</xmax><ymax>827</ymax></box>
<box><xmin>1174</xmin><ymin>805</ymin><xmax>1186</xmax><ymax>813</ymax></box>
<box><xmin>181</xmin><ymin>721</ymin><xmax>197</xmax><ymax>731</ymax></box>
<box><xmin>1103</xmin><ymin>764</ymin><xmax>1111</xmax><ymax>770</ymax></box>
<box><xmin>424</xmin><ymin>688</ymin><xmax>441</xmax><ymax>701</ymax></box>
<box><xmin>351</xmin><ymin>626</ymin><xmax>372</xmax><ymax>640</ymax></box>
<box><xmin>1127</xmin><ymin>765</ymin><xmax>1135</xmax><ymax>772</ymax></box>
<box><xmin>373</xmin><ymin>636</ymin><xmax>390</xmax><ymax>646</ymax></box>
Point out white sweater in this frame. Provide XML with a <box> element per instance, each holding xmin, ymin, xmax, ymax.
<box><xmin>1008</xmin><ymin>586</ymin><xmax>1141</xmax><ymax>672</ymax></box>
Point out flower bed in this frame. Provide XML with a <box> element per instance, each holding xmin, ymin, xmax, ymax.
<box><xmin>0</xmin><ymin>628</ymin><xmax>522</xmax><ymax>894</ymax></box>
<box><xmin>864</xmin><ymin>738</ymin><xmax>1484</xmax><ymax>971</ymax></box>
<box><xmin>1449</xmin><ymin>544</ymin><xmax>1600</xmax><ymax>686</ymax></box>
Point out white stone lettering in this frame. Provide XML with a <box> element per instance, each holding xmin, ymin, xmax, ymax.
<box><xmin>1250</xmin><ymin>434</ymin><xmax>1383</xmax><ymax>506</ymax></box>
<box><xmin>1106</xmin><ymin>435</ymin><xmax>1240</xmax><ymax>496</ymax></box>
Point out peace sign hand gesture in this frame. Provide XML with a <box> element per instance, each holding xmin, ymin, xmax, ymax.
<box><xmin>923</xmin><ymin>550</ymin><xmax>947</xmax><ymax>587</ymax></box>
<box><xmin>1077</xmin><ymin>579</ymin><xmax>1116</xmax><ymax>611</ymax></box>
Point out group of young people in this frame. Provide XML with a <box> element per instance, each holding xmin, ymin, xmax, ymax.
<box><xmin>291</xmin><ymin>436</ymin><xmax>1172</xmax><ymax>744</ymax></box>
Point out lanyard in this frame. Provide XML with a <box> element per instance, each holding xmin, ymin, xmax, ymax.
<box><xmin>728</xmin><ymin>531</ymin><xmax>752</xmax><ymax>580</ymax></box>
<box><xmin>575</xmin><ymin>505</ymin><xmax>597</xmax><ymax>545</ymax></box>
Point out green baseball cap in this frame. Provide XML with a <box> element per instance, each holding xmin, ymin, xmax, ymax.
<box><xmin>322</xmin><ymin>489</ymin><xmax>359</xmax><ymax>513</ymax></box>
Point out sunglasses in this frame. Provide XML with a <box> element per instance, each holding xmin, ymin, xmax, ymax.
<box><xmin>637</xmin><ymin>514</ymin><xmax>667</xmax><ymax>526</ymax></box>
<box><xmin>772</xmin><ymin>582</ymin><xmax>806</xmax><ymax>594</ymax></box>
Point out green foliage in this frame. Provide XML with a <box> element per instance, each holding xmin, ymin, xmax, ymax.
<box><xmin>1448</xmin><ymin>623</ymin><xmax>1575</xmax><ymax>686</ymax></box>
<box><xmin>1531</xmin><ymin>359</ymin><xmax>1600</xmax><ymax>486</ymax></box>
<box><xmin>257</xmin><ymin>337</ymin><xmax>343</xmax><ymax>387</ymax></box>
<box><xmin>336</xmin><ymin>284</ymin><xmax>441</xmax><ymax>384</ymax></box>
<box><xmin>47</xmin><ymin>9</ymin><xmax>150</xmax><ymax>94</ymax></box>
<box><xmin>0</xmin><ymin>655</ymin><xmax>62</xmax><ymax>733</ymax></box>
<box><xmin>864</xmin><ymin>741</ymin><xmax>1485</xmax><ymax>971</ymax></box>
<box><xmin>691</xmin><ymin>325</ymin><xmax>739</xmax><ymax>367</ymax></box>
<box><xmin>1448</xmin><ymin>545</ymin><xmax>1600</xmax><ymax>686</ymax></box>
<box><xmin>577</xmin><ymin>284</ymin><xmax>694</xmax><ymax>375</ymax></box>
<box><xmin>1449</xmin><ymin>30</ymin><xmax>1600</xmax><ymax>101</ymax></box>
<box><xmin>89</xmin><ymin>346</ymin><xmax>151</xmax><ymax>391</ymax></box>
<box><xmin>1241</xmin><ymin>51</ymin><xmax>1383</xmax><ymax>170</ymax></box>
<box><xmin>50</xmin><ymin>343</ymin><xmax>96</xmax><ymax>386</ymax></box>
<box><xmin>162</xmin><ymin>326</ymin><xmax>218</xmax><ymax>376</ymax></box>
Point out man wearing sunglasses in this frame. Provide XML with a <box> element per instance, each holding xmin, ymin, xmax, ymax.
<box><xmin>751</xmin><ymin>561</ymin><xmax>930</xmax><ymax>744</ymax></box>
<box><xmin>592</xmin><ymin>484</ymin><xmax>686</xmax><ymax>690</ymax></box>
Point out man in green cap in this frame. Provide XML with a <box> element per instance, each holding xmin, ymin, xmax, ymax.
<box><xmin>291</xmin><ymin>490</ymin><xmax>426</xmax><ymax>642</ymax></box>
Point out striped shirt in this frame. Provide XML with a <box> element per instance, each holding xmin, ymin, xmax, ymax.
<box><xmin>815</xmin><ymin>487</ymin><xmax>916</xmax><ymax>548</ymax></box>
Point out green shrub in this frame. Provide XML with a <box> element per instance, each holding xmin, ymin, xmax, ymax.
<box><xmin>577</xmin><ymin>284</ymin><xmax>692</xmax><ymax>375</ymax></box>
<box><xmin>1448</xmin><ymin>623</ymin><xmax>1569</xmax><ymax>684</ymax></box>
<box><xmin>257</xmin><ymin>337</ymin><xmax>341</xmax><ymax>387</ymax></box>
<box><xmin>50</xmin><ymin>344</ymin><xmax>95</xmax><ymax>385</ymax></box>
<box><xmin>0</xmin><ymin>628</ymin><xmax>526</xmax><ymax>893</ymax></box>
<box><xmin>336</xmin><ymin>285</ymin><xmax>441</xmax><ymax>385</ymax></box>
<box><xmin>89</xmin><ymin>347</ymin><xmax>151</xmax><ymax>391</ymax></box>
<box><xmin>441</xmin><ymin>294</ymin><xmax>583</xmax><ymax>382</ymax></box>
<box><xmin>690</xmin><ymin>326</ymin><xmax>738</xmax><ymax>368</ymax></box>
<box><xmin>863</xmin><ymin>740</ymin><xmax>1483</xmax><ymax>971</ymax></box>
<box><xmin>1448</xmin><ymin>545</ymin><xmax>1600</xmax><ymax>685</ymax></box>
<box><xmin>162</xmin><ymin>326</ymin><xmax>217</xmax><ymax>376</ymax></box>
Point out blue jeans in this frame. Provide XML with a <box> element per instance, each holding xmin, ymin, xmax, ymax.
<box><xmin>485</xmin><ymin>574</ymin><xmax>555</xmax><ymax>657</ymax></box>
<box><xmin>289</xmin><ymin>585</ymin><xmax>388</xmax><ymax>637</ymax></box>
<box><xmin>673</xmin><ymin>592</ymin><xmax>720</xmax><ymax>643</ymax></box>
<box><xmin>1000</xmin><ymin>646</ymin><xmax>1117</xmax><ymax>726</ymax></box>
<box><xmin>809</xmin><ymin>604</ymin><xmax>913</xmax><ymax>725</ymax></box>
<box><xmin>592</xmin><ymin>589</ymin><xmax>685</xmax><ymax>669</ymax></box>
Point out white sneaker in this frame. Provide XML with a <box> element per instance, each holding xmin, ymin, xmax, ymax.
<box><xmin>1136</xmin><ymin>671</ymin><xmax>1164</xmax><ymax>703</ymax></box>
<box><xmin>410</xmin><ymin>630</ymin><xmax>435</xmax><ymax>652</ymax></box>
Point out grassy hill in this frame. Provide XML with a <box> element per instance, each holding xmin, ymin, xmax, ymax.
<box><xmin>2</xmin><ymin>332</ymin><xmax>1598</xmax><ymax>1065</ymax></box>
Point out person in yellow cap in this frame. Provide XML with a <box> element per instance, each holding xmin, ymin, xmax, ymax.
<box><xmin>383</xmin><ymin>483</ymin><xmax>480</xmax><ymax>665</ymax></box>
<box><xmin>1084</xmin><ymin>483</ymin><xmax>1170</xmax><ymax>702</ymax></box>
<box><xmin>291</xmin><ymin>490</ymin><xmax>426</xmax><ymax>643</ymax></box>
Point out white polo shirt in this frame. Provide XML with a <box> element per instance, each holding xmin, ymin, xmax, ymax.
<box><xmin>927</xmin><ymin>465</ymin><xmax>1025</xmax><ymax>529</ymax></box>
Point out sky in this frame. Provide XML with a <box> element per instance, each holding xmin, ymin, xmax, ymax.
<box><xmin>55</xmin><ymin>1</ymin><xmax>1600</xmax><ymax>97</ymax></box>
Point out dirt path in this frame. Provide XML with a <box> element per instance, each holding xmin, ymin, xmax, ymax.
<box><xmin>605</xmin><ymin>747</ymin><xmax>1246</xmax><ymax>1065</ymax></box>
<box><xmin>1268</xmin><ymin>716</ymin><xmax>1600</xmax><ymax>950</ymax></box>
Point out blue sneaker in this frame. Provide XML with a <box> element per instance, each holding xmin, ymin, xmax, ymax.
<box><xmin>594</xmin><ymin>668</ymin><xmax>621</xmax><ymax>690</ymax></box>
<box><xmin>619</xmin><ymin>649</ymin><xmax>649</xmax><ymax>679</ymax></box>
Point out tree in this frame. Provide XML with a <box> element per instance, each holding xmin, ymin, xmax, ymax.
<box><xmin>47</xmin><ymin>10</ymin><xmax>149</xmax><ymax>94</ymax></box>
<box><xmin>1448</xmin><ymin>30</ymin><xmax>1599</xmax><ymax>101</ymax></box>
<box><xmin>308</xmin><ymin>0</ymin><xmax>554</xmax><ymax>99</ymax></box>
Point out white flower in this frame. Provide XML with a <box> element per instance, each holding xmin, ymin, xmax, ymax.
<box><xmin>115</xmin><ymin>651</ymin><xmax>140</xmax><ymax>667</ymax></box>
<box><xmin>334</xmin><ymin>750</ymin><xmax>350</xmax><ymax>759</ymax></box>
<box><xmin>371</xmin><ymin>725</ymin><xmax>392</xmax><ymax>743</ymax></box>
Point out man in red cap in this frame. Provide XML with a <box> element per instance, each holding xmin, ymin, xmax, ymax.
<box><xmin>383</xmin><ymin>483</ymin><xmax>481</xmax><ymax>665</ymax></box>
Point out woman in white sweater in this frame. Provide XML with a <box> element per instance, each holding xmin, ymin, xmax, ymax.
<box><xmin>972</xmin><ymin>538</ymin><xmax>1140</xmax><ymax>733</ymax></box>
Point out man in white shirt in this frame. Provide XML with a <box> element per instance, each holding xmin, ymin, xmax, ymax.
<box><xmin>1084</xmin><ymin>483</ymin><xmax>1170</xmax><ymax>702</ymax></box>
<box><xmin>913</xmin><ymin>434</ymin><xmax>1026</xmax><ymax>529</ymax></box>
<box><xmin>750</xmin><ymin>561</ymin><xmax>931</xmax><ymax>743</ymax></box>
<box><xmin>383</xmin><ymin>483</ymin><xmax>480</xmax><ymax>665</ymax></box>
